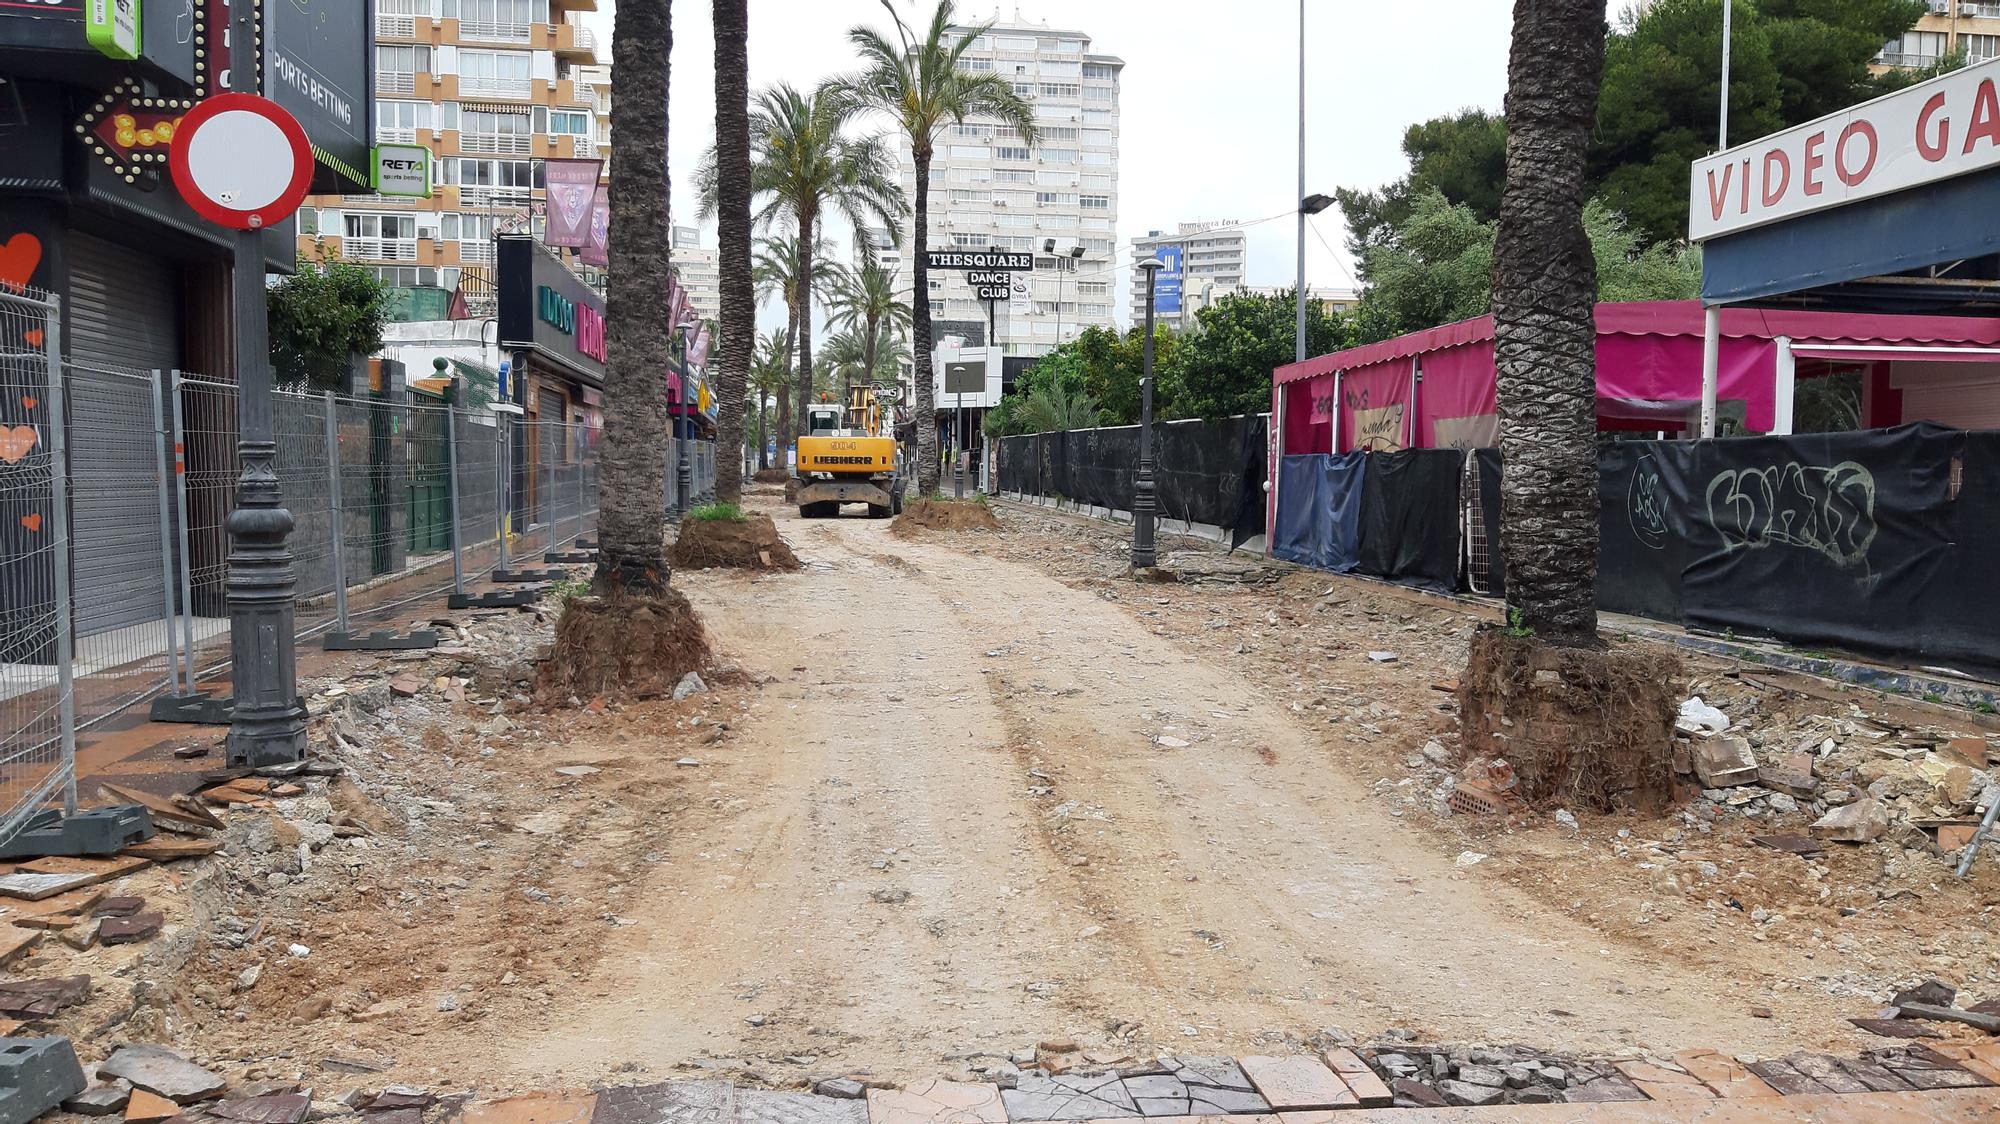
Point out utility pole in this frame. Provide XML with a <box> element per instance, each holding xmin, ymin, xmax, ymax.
<box><xmin>1132</xmin><ymin>258</ymin><xmax>1163</xmax><ymax>571</ymax></box>
<box><xmin>224</xmin><ymin>0</ymin><xmax>306</xmax><ymax>766</ymax></box>
<box><xmin>1294</xmin><ymin>0</ymin><xmax>1308</xmax><ymax>364</ymax></box>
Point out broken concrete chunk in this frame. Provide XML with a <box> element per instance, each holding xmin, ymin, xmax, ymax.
<box><xmin>98</xmin><ymin>1045</ymin><xmax>227</xmax><ymax>1104</ymax></box>
<box><xmin>672</xmin><ymin>672</ymin><xmax>709</xmax><ymax>701</ymax></box>
<box><xmin>210</xmin><ymin>1094</ymin><xmax>312</xmax><ymax>1124</ymax></box>
<box><xmin>1436</xmin><ymin>1079</ymin><xmax>1505</xmax><ymax>1107</ymax></box>
<box><xmin>97</xmin><ymin>912</ymin><xmax>163</xmax><ymax>946</ymax></box>
<box><xmin>1811</xmin><ymin>798</ymin><xmax>1890</xmax><ymax>843</ymax></box>
<box><xmin>125</xmin><ymin>1089</ymin><xmax>183</xmax><ymax>1122</ymax></box>
<box><xmin>1694</xmin><ymin>736</ymin><xmax>1759</xmax><ymax>788</ymax></box>
<box><xmin>64</xmin><ymin>1085</ymin><xmax>131</xmax><ymax>1117</ymax></box>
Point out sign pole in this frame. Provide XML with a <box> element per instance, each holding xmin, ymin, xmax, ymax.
<box><xmin>223</xmin><ymin>0</ymin><xmax>307</xmax><ymax>766</ymax></box>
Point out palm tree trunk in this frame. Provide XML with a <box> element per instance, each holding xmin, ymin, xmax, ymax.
<box><xmin>794</xmin><ymin>210</ymin><xmax>816</xmax><ymax>439</ymax></box>
<box><xmin>710</xmin><ymin>0</ymin><xmax>751</xmax><ymax>505</ymax></box>
<box><xmin>1491</xmin><ymin>0</ymin><xmax>1606</xmax><ymax>643</ymax></box>
<box><xmin>861</xmin><ymin>311</ymin><xmax>880</xmax><ymax>394</ymax></box>
<box><xmin>595</xmin><ymin>0</ymin><xmax>673</xmax><ymax>594</ymax></box>
<box><xmin>912</xmin><ymin>145</ymin><xmax>938</xmax><ymax>496</ymax></box>
<box><xmin>779</xmin><ymin>297</ymin><xmax>797</xmax><ymax>469</ymax></box>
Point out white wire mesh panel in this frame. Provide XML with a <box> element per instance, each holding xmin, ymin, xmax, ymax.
<box><xmin>0</xmin><ymin>286</ymin><xmax>74</xmax><ymax>839</ymax></box>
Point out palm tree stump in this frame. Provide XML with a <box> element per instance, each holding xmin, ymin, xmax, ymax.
<box><xmin>1459</xmin><ymin>631</ymin><xmax>1680</xmax><ymax>812</ymax></box>
<box><xmin>1465</xmin><ymin>0</ymin><xmax>1679</xmax><ymax>812</ymax></box>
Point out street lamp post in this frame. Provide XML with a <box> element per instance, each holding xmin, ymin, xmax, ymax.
<box><xmin>1132</xmin><ymin>258</ymin><xmax>1164</xmax><ymax>572</ymax></box>
<box><xmin>224</xmin><ymin>0</ymin><xmax>306</xmax><ymax>766</ymax></box>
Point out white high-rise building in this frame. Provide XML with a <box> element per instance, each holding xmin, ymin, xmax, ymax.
<box><xmin>672</xmin><ymin>224</ymin><xmax>721</xmax><ymax>325</ymax></box>
<box><xmin>1129</xmin><ymin>222</ymin><xmax>1248</xmax><ymax>328</ymax></box>
<box><xmin>887</xmin><ymin>12</ymin><xmax>1123</xmax><ymax>357</ymax></box>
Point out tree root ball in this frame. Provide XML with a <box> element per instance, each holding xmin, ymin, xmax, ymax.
<box><xmin>752</xmin><ymin>468</ymin><xmax>790</xmax><ymax>484</ymax></box>
<box><xmin>670</xmin><ymin>512</ymin><xmax>801</xmax><ymax>571</ymax></box>
<box><xmin>1458</xmin><ymin>626</ymin><xmax>1682</xmax><ymax>814</ymax></box>
<box><xmin>891</xmin><ymin>498</ymin><xmax>1003</xmax><ymax>537</ymax></box>
<box><xmin>540</xmin><ymin>589</ymin><xmax>712</xmax><ymax>703</ymax></box>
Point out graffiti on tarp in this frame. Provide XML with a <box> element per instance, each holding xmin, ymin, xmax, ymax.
<box><xmin>1628</xmin><ymin>454</ymin><xmax>1668</xmax><ymax>549</ymax></box>
<box><xmin>1703</xmin><ymin>461</ymin><xmax>1879</xmax><ymax>571</ymax></box>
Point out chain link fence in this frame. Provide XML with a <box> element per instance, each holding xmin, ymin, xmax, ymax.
<box><xmin>0</xmin><ymin>284</ymin><xmax>718</xmax><ymax>847</ymax></box>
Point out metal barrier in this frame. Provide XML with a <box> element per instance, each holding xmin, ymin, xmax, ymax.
<box><xmin>0</xmin><ymin>286</ymin><xmax>77</xmax><ymax>841</ymax></box>
<box><xmin>0</xmin><ymin>308</ymin><xmax>628</xmax><ymax>843</ymax></box>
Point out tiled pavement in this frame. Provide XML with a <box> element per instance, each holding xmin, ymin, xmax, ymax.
<box><xmin>431</xmin><ymin>1045</ymin><xmax>2000</xmax><ymax>1124</ymax></box>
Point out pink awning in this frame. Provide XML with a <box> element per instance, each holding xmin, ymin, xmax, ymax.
<box><xmin>1792</xmin><ymin>345</ymin><xmax>2000</xmax><ymax>364</ymax></box>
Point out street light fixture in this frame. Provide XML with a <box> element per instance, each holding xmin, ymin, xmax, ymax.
<box><xmin>1132</xmin><ymin>256</ymin><xmax>1165</xmax><ymax>572</ymax></box>
<box><xmin>1302</xmin><ymin>193</ymin><xmax>1336</xmax><ymax>215</ymax></box>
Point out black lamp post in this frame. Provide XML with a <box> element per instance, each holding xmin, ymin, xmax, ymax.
<box><xmin>1132</xmin><ymin>257</ymin><xmax>1164</xmax><ymax>572</ymax></box>
<box><xmin>224</xmin><ymin>0</ymin><xmax>305</xmax><ymax>766</ymax></box>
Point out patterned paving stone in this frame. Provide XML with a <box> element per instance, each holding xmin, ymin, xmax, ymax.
<box><xmin>1000</xmin><ymin>1074</ymin><xmax>1137</xmax><ymax>1122</ymax></box>
<box><xmin>461</xmin><ymin>1092</ymin><xmax>598</xmax><ymax>1124</ymax></box>
<box><xmin>1120</xmin><ymin>1075</ymin><xmax>1269</xmax><ymax>1117</ymax></box>
<box><xmin>865</xmin><ymin>1079</ymin><xmax>1006</xmax><ymax>1124</ymax></box>
<box><xmin>734</xmin><ymin>1090</ymin><xmax>869</xmax><ymax>1124</ymax></box>
<box><xmin>1671</xmin><ymin>1051</ymin><xmax>1779</xmax><ymax>1100</ymax></box>
<box><xmin>592</xmin><ymin>1082</ymin><xmax>734</xmax><ymax>1124</ymax></box>
<box><xmin>1612</xmin><ymin>1061</ymin><xmax>1714</xmax><ymax>1102</ymax></box>
<box><xmin>1236</xmin><ymin>1058</ymin><xmax>1355</xmax><ymax>1112</ymax></box>
<box><xmin>1317</xmin><ymin>1050</ymin><xmax>1392</xmax><ymax>1109</ymax></box>
<box><xmin>1247</xmin><ymin>1088</ymin><xmax>2000</xmax><ymax>1119</ymax></box>
<box><xmin>1159</xmin><ymin>1060</ymin><xmax>1258</xmax><ymax>1096</ymax></box>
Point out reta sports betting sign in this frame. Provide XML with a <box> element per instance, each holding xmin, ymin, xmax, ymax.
<box><xmin>1689</xmin><ymin>57</ymin><xmax>2000</xmax><ymax>242</ymax></box>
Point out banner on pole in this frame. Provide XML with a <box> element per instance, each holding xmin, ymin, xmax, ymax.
<box><xmin>579</xmin><ymin>185</ymin><xmax>610</xmax><ymax>266</ymax></box>
<box><xmin>543</xmin><ymin>158</ymin><xmax>602</xmax><ymax>248</ymax></box>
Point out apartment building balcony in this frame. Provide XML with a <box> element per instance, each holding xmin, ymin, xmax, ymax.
<box><xmin>457</xmin><ymin>240</ymin><xmax>497</xmax><ymax>266</ymax></box>
<box><xmin>462</xmin><ymin>132</ymin><xmax>534</xmax><ymax>155</ymax></box>
<box><xmin>343</xmin><ymin>237</ymin><xmax>420</xmax><ymax>262</ymax></box>
<box><xmin>378</xmin><ymin>71</ymin><xmax>421</xmax><ymax>95</ymax></box>
<box><xmin>553</xmin><ymin>20</ymin><xmax>598</xmax><ymax>60</ymax></box>
<box><xmin>459</xmin><ymin>185</ymin><xmax>535</xmax><ymax>209</ymax></box>
<box><xmin>377</xmin><ymin>12</ymin><xmax>418</xmax><ymax>39</ymax></box>
<box><xmin>459</xmin><ymin>75</ymin><xmax>536</xmax><ymax>100</ymax></box>
<box><xmin>458</xmin><ymin>19</ymin><xmax>532</xmax><ymax>44</ymax></box>
<box><xmin>1876</xmin><ymin>51</ymin><xmax>1943</xmax><ymax>67</ymax></box>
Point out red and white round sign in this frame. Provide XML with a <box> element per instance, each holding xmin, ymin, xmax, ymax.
<box><xmin>169</xmin><ymin>94</ymin><xmax>315</xmax><ymax>231</ymax></box>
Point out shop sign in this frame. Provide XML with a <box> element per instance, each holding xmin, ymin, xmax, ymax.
<box><xmin>86</xmin><ymin>0</ymin><xmax>138</xmax><ymax>59</ymax></box>
<box><xmin>371</xmin><ymin>144</ymin><xmax>430</xmax><ymax>198</ymax></box>
<box><xmin>1691</xmin><ymin>57</ymin><xmax>2000</xmax><ymax>241</ymax></box>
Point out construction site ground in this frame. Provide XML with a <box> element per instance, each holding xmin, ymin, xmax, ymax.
<box><xmin>26</xmin><ymin>484</ymin><xmax>2000</xmax><ymax>1107</ymax></box>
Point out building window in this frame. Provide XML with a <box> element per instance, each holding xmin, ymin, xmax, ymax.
<box><xmin>994</xmin><ymin>146</ymin><xmax>1032</xmax><ymax>162</ymax></box>
<box><xmin>952</xmin><ymin>123</ymin><xmax>995</xmax><ymax>139</ymax></box>
<box><xmin>1083</xmin><ymin>86</ymin><xmax>1113</xmax><ymax>103</ymax></box>
<box><xmin>994</xmin><ymin>35</ymin><xmax>1036</xmax><ymax>52</ymax></box>
<box><xmin>1083</xmin><ymin>63</ymin><xmax>1116</xmax><ymax>80</ymax></box>
<box><xmin>1077</xmin><ymin>281</ymin><xmax>1108</xmax><ymax>297</ymax></box>
<box><xmin>1877</xmin><ymin>31</ymin><xmax>1945</xmax><ymax>66</ymax></box>
<box><xmin>1080</xmin><ymin>195</ymin><xmax>1110</xmax><ymax>210</ymax></box>
<box><xmin>538</xmin><ymin>108</ymin><xmax>590</xmax><ymax>135</ymax></box>
<box><xmin>299</xmin><ymin>209</ymin><xmax>320</xmax><ymax>235</ymax></box>
<box><xmin>1040</xmin><ymin>147</ymin><xmax>1078</xmax><ymax>163</ymax></box>
<box><xmin>1011</xmin><ymin>81</ymin><xmax>1035</xmax><ymax>98</ymax></box>
<box><xmin>1037</xmin><ymin>83</ymin><xmax>1079</xmax><ymax>98</ymax></box>
<box><xmin>376</xmin><ymin>45</ymin><xmax>431</xmax><ymax>91</ymax></box>
<box><xmin>459</xmin><ymin>49</ymin><xmax>533</xmax><ymax>96</ymax></box>
<box><xmin>1968</xmin><ymin>34</ymin><xmax>2000</xmax><ymax>63</ymax></box>
<box><xmin>1082</xmin><ymin>238</ymin><xmax>1111</xmax><ymax>254</ymax></box>
<box><xmin>950</xmin><ymin>233</ymin><xmax>988</xmax><ymax>248</ymax></box>
<box><xmin>1035</xmin><ymin>191</ymin><xmax>1076</xmax><ymax>205</ymax></box>
<box><xmin>1083</xmin><ymin>151</ymin><xmax>1113</xmax><ymax>167</ymax></box>
<box><xmin>1039</xmin><ymin>61</ymin><xmax>1081</xmax><ymax>78</ymax></box>
<box><xmin>1055</xmin><ymin>39</ymin><xmax>1084</xmax><ymax>53</ymax></box>
<box><xmin>949</xmin><ymin>145</ymin><xmax>991</xmax><ymax>159</ymax></box>
<box><xmin>958</xmin><ymin>56</ymin><xmax>994</xmax><ymax>72</ymax></box>
<box><xmin>1039</xmin><ymin>126</ymin><xmax>1078</xmax><ymax>141</ymax></box>
<box><xmin>376</xmin><ymin>99</ymin><xmax>433</xmax><ymax>141</ymax></box>
<box><xmin>994</xmin><ymin>169</ymin><xmax>1035</xmax><ymax>183</ymax></box>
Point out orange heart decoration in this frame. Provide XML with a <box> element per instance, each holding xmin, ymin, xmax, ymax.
<box><xmin>0</xmin><ymin>425</ymin><xmax>36</xmax><ymax>464</ymax></box>
<box><xmin>23</xmin><ymin>329</ymin><xmax>42</xmax><ymax>348</ymax></box>
<box><xmin>0</xmin><ymin>234</ymin><xmax>42</xmax><ymax>294</ymax></box>
<box><xmin>19</xmin><ymin>512</ymin><xmax>42</xmax><ymax>533</ymax></box>
<box><xmin>19</xmin><ymin>397</ymin><xmax>34</xmax><ymax>410</ymax></box>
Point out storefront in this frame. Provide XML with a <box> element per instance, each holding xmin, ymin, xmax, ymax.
<box><xmin>497</xmin><ymin>233</ymin><xmax>605</xmax><ymax>529</ymax></box>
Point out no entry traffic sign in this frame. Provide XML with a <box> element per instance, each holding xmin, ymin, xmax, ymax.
<box><xmin>169</xmin><ymin>93</ymin><xmax>315</xmax><ymax>231</ymax></box>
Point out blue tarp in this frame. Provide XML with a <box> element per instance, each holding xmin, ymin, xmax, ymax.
<box><xmin>1272</xmin><ymin>453</ymin><xmax>1366</xmax><ymax>572</ymax></box>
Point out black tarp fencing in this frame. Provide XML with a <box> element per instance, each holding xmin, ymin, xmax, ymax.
<box><xmin>998</xmin><ymin>416</ymin><xmax>1270</xmax><ymax>547</ymax></box>
<box><xmin>1357</xmin><ymin>449</ymin><xmax>1464</xmax><ymax>592</ymax></box>
<box><xmin>1483</xmin><ymin>423</ymin><xmax>2000</xmax><ymax>673</ymax></box>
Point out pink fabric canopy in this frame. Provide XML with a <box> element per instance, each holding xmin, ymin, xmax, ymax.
<box><xmin>1272</xmin><ymin>300</ymin><xmax>2000</xmax><ymax>455</ymax></box>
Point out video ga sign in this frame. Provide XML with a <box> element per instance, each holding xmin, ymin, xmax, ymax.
<box><xmin>1690</xmin><ymin>56</ymin><xmax>2000</xmax><ymax>241</ymax></box>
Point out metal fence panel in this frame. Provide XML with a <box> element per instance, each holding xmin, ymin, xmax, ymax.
<box><xmin>0</xmin><ymin>286</ymin><xmax>75</xmax><ymax>841</ymax></box>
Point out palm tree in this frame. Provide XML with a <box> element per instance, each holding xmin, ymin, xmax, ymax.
<box><xmin>748</xmin><ymin>328</ymin><xmax>792</xmax><ymax>470</ymax></box>
<box><xmin>1490</xmin><ymin>0</ymin><xmax>1608</xmax><ymax>641</ymax></box>
<box><xmin>751</xmin><ymin>231</ymin><xmax>834</xmax><ymax>461</ymax></box>
<box><xmin>595</xmin><ymin>0</ymin><xmax>673</xmax><ymax>594</ymax></box>
<box><xmin>827</xmin><ymin>255</ymin><xmax>911</xmax><ymax>405</ymax></box>
<box><xmin>841</xmin><ymin>0</ymin><xmax>1038</xmax><ymax>497</ymax></box>
<box><xmin>710</xmin><ymin>0</ymin><xmax>752</xmax><ymax>504</ymax></box>
<box><xmin>703</xmin><ymin>83</ymin><xmax>903</xmax><ymax>451</ymax></box>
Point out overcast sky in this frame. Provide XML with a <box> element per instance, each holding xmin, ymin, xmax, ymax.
<box><xmin>577</xmin><ymin>2</ymin><xmax>1621</xmax><ymax>331</ymax></box>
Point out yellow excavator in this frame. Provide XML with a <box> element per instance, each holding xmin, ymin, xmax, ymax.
<box><xmin>793</xmin><ymin>384</ymin><xmax>903</xmax><ymax>519</ymax></box>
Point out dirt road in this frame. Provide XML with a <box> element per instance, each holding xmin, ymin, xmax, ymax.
<box><xmin>488</xmin><ymin>499</ymin><xmax>1813</xmax><ymax>1083</ymax></box>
